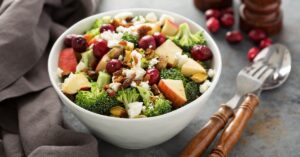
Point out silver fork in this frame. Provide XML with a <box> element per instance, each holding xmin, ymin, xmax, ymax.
<box><xmin>181</xmin><ymin>61</ymin><xmax>274</xmax><ymax>157</ymax></box>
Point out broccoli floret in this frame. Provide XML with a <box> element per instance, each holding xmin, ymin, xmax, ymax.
<box><xmin>170</xmin><ymin>23</ymin><xmax>206</xmax><ymax>51</ymax></box>
<box><xmin>141</xmin><ymin>58</ymin><xmax>149</xmax><ymax>69</ymax></box>
<box><xmin>121</xmin><ymin>32</ymin><xmax>138</xmax><ymax>46</ymax></box>
<box><xmin>185</xmin><ymin>81</ymin><xmax>201</xmax><ymax>102</ymax></box>
<box><xmin>137</xmin><ymin>86</ymin><xmax>153</xmax><ymax>106</ymax></box>
<box><xmin>144</xmin><ymin>98</ymin><xmax>172</xmax><ymax>117</ymax></box>
<box><xmin>117</xmin><ymin>88</ymin><xmax>140</xmax><ymax>108</ymax></box>
<box><xmin>75</xmin><ymin>83</ymin><xmax>119</xmax><ymax>115</ymax></box>
<box><xmin>85</xmin><ymin>16</ymin><xmax>112</xmax><ymax>37</ymax></box>
<box><xmin>160</xmin><ymin>68</ymin><xmax>189</xmax><ymax>85</ymax></box>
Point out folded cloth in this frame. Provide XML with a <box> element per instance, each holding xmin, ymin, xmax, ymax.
<box><xmin>0</xmin><ymin>0</ymin><xmax>99</xmax><ymax>156</ymax></box>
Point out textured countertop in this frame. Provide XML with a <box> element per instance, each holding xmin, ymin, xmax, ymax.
<box><xmin>63</xmin><ymin>0</ymin><xmax>300</xmax><ymax>156</ymax></box>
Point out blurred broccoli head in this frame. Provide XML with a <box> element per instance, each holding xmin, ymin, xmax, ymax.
<box><xmin>160</xmin><ymin>68</ymin><xmax>189</xmax><ymax>85</ymax></box>
<box><xmin>170</xmin><ymin>23</ymin><xmax>206</xmax><ymax>51</ymax></box>
<box><xmin>116</xmin><ymin>88</ymin><xmax>140</xmax><ymax>107</ymax></box>
<box><xmin>185</xmin><ymin>81</ymin><xmax>201</xmax><ymax>102</ymax></box>
<box><xmin>144</xmin><ymin>98</ymin><xmax>172</xmax><ymax>117</ymax></box>
<box><xmin>121</xmin><ymin>32</ymin><xmax>138</xmax><ymax>46</ymax></box>
<box><xmin>75</xmin><ymin>83</ymin><xmax>119</xmax><ymax>115</ymax></box>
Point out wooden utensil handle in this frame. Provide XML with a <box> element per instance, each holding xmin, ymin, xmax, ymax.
<box><xmin>209</xmin><ymin>94</ymin><xmax>259</xmax><ymax>157</ymax></box>
<box><xmin>180</xmin><ymin>105</ymin><xmax>234</xmax><ymax>157</ymax></box>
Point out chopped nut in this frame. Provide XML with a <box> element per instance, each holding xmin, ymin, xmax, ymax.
<box><xmin>106</xmin><ymin>88</ymin><xmax>116</xmax><ymax>97</ymax></box>
<box><xmin>87</xmin><ymin>70</ymin><xmax>98</xmax><ymax>81</ymax></box>
<box><xmin>155</xmin><ymin>56</ymin><xmax>168</xmax><ymax>70</ymax></box>
<box><xmin>151</xmin><ymin>84</ymin><xmax>161</xmax><ymax>95</ymax></box>
<box><xmin>143</xmin><ymin>74</ymin><xmax>151</xmax><ymax>82</ymax></box>
<box><xmin>137</xmin><ymin>25</ymin><xmax>152</xmax><ymax>37</ymax></box>
<box><xmin>145</xmin><ymin>49</ymin><xmax>156</xmax><ymax>59</ymax></box>
<box><xmin>113</xmin><ymin>75</ymin><xmax>125</xmax><ymax>83</ymax></box>
<box><xmin>110</xmin><ymin>106</ymin><xmax>127</xmax><ymax>118</ymax></box>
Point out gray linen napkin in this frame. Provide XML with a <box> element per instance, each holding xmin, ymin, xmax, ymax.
<box><xmin>0</xmin><ymin>0</ymin><xmax>100</xmax><ymax>156</ymax></box>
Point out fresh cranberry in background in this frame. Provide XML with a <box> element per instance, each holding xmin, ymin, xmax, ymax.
<box><xmin>222</xmin><ymin>7</ymin><xmax>234</xmax><ymax>15</ymax></box>
<box><xmin>106</xmin><ymin>59</ymin><xmax>122</xmax><ymax>74</ymax></box>
<box><xmin>64</xmin><ymin>34</ymin><xmax>76</xmax><ymax>47</ymax></box>
<box><xmin>205</xmin><ymin>9</ymin><xmax>221</xmax><ymax>19</ymax></box>
<box><xmin>93</xmin><ymin>39</ymin><xmax>109</xmax><ymax>59</ymax></box>
<box><xmin>100</xmin><ymin>24</ymin><xmax>115</xmax><ymax>33</ymax></box>
<box><xmin>153</xmin><ymin>32</ymin><xmax>166</xmax><ymax>46</ymax></box>
<box><xmin>138</xmin><ymin>35</ymin><xmax>157</xmax><ymax>50</ymax></box>
<box><xmin>260</xmin><ymin>38</ymin><xmax>272</xmax><ymax>49</ymax></box>
<box><xmin>146</xmin><ymin>68</ymin><xmax>160</xmax><ymax>85</ymax></box>
<box><xmin>226</xmin><ymin>31</ymin><xmax>243</xmax><ymax>43</ymax></box>
<box><xmin>72</xmin><ymin>36</ymin><xmax>87</xmax><ymax>52</ymax></box>
<box><xmin>247</xmin><ymin>47</ymin><xmax>260</xmax><ymax>62</ymax></box>
<box><xmin>191</xmin><ymin>45</ymin><xmax>213</xmax><ymax>61</ymax></box>
<box><xmin>220</xmin><ymin>13</ymin><xmax>234</xmax><ymax>28</ymax></box>
<box><xmin>248</xmin><ymin>29</ymin><xmax>267</xmax><ymax>42</ymax></box>
<box><xmin>206</xmin><ymin>17</ymin><xmax>220</xmax><ymax>33</ymax></box>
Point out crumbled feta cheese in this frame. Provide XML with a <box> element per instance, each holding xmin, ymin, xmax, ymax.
<box><xmin>132</xmin><ymin>15</ymin><xmax>146</xmax><ymax>25</ymax></box>
<box><xmin>57</xmin><ymin>68</ymin><xmax>63</xmax><ymax>78</ymax></box>
<box><xmin>100</xmin><ymin>31</ymin><xmax>123</xmax><ymax>48</ymax></box>
<box><xmin>76</xmin><ymin>61</ymin><xmax>87</xmax><ymax>72</ymax></box>
<box><xmin>127</xmin><ymin>102</ymin><xmax>143</xmax><ymax>118</ymax></box>
<box><xmin>109</xmin><ymin>82</ymin><xmax>121</xmax><ymax>91</ymax></box>
<box><xmin>114</xmin><ymin>12</ymin><xmax>133</xmax><ymax>19</ymax></box>
<box><xmin>176</xmin><ymin>53</ymin><xmax>189</xmax><ymax>68</ymax></box>
<box><xmin>118</xmin><ymin>55</ymin><xmax>123</xmax><ymax>60</ymax></box>
<box><xmin>199</xmin><ymin>80</ymin><xmax>211</xmax><ymax>94</ymax></box>
<box><xmin>126</xmin><ymin>41</ymin><xmax>134</xmax><ymax>50</ymax></box>
<box><xmin>208</xmin><ymin>69</ymin><xmax>215</xmax><ymax>78</ymax></box>
<box><xmin>131</xmin><ymin>50</ymin><xmax>143</xmax><ymax>66</ymax></box>
<box><xmin>116</xmin><ymin>26</ymin><xmax>138</xmax><ymax>36</ymax></box>
<box><xmin>140</xmin><ymin>81</ymin><xmax>150</xmax><ymax>90</ymax></box>
<box><xmin>123</xmin><ymin>69</ymin><xmax>135</xmax><ymax>79</ymax></box>
<box><xmin>145</xmin><ymin>12</ymin><xmax>158</xmax><ymax>22</ymax></box>
<box><xmin>158</xmin><ymin>14</ymin><xmax>175</xmax><ymax>25</ymax></box>
<box><xmin>148</xmin><ymin>57</ymin><xmax>159</xmax><ymax>68</ymax></box>
<box><xmin>130</xmin><ymin>81</ymin><xmax>137</xmax><ymax>87</ymax></box>
<box><xmin>133</xmin><ymin>67</ymin><xmax>146</xmax><ymax>80</ymax></box>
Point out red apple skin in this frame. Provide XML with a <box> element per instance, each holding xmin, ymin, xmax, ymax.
<box><xmin>58</xmin><ymin>48</ymin><xmax>78</xmax><ymax>75</ymax></box>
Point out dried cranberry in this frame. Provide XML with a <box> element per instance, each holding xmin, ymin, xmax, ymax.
<box><xmin>205</xmin><ymin>9</ymin><xmax>221</xmax><ymax>19</ymax></box>
<box><xmin>138</xmin><ymin>35</ymin><xmax>156</xmax><ymax>50</ymax></box>
<box><xmin>100</xmin><ymin>24</ymin><xmax>115</xmax><ymax>33</ymax></box>
<box><xmin>248</xmin><ymin>29</ymin><xmax>267</xmax><ymax>42</ymax></box>
<box><xmin>146</xmin><ymin>68</ymin><xmax>160</xmax><ymax>85</ymax></box>
<box><xmin>71</xmin><ymin>36</ymin><xmax>87</xmax><ymax>52</ymax></box>
<box><xmin>247</xmin><ymin>47</ymin><xmax>260</xmax><ymax>62</ymax></box>
<box><xmin>191</xmin><ymin>45</ymin><xmax>213</xmax><ymax>61</ymax></box>
<box><xmin>220</xmin><ymin>13</ymin><xmax>234</xmax><ymax>28</ymax></box>
<box><xmin>93</xmin><ymin>39</ymin><xmax>109</xmax><ymax>59</ymax></box>
<box><xmin>260</xmin><ymin>38</ymin><xmax>272</xmax><ymax>49</ymax></box>
<box><xmin>206</xmin><ymin>17</ymin><xmax>220</xmax><ymax>33</ymax></box>
<box><xmin>226</xmin><ymin>31</ymin><xmax>243</xmax><ymax>43</ymax></box>
<box><xmin>64</xmin><ymin>34</ymin><xmax>76</xmax><ymax>47</ymax></box>
<box><xmin>153</xmin><ymin>32</ymin><xmax>166</xmax><ymax>46</ymax></box>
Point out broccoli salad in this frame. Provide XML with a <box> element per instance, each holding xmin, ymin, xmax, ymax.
<box><xmin>58</xmin><ymin>12</ymin><xmax>215</xmax><ymax>118</ymax></box>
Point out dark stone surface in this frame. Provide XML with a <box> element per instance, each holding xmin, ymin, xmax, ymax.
<box><xmin>63</xmin><ymin>0</ymin><xmax>300</xmax><ymax>156</ymax></box>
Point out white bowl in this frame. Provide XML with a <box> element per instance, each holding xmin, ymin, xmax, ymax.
<box><xmin>48</xmin><ymin>8</ymin><xmax>222</xmax><ymax>149</ymax></box>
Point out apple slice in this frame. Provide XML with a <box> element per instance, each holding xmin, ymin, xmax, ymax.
<box><xmin>155</xmin><ymin>39</ymin><xmax>182</xmax><ymax>67</ymax></box>
<box><xmin>61</xmin><ymin>73</ymin><xmax>91</xmax><ymax>94</ymax></box>
<box><xmin>161</xmin><ymin>19</ymin><xmax>179</xmax><ymax>36</ymax></box>
<box><xmin>158</xmin><ymin>79</ymin><xmax>187</xmax><ymax>108</ymax></box>
<box><xmin>95</xmin><ymin>53</ymin><xmax>110</xmax><ymax>72</ymax></box>
<box><xmin>58</xmin><ymin>48</ymin><xmax>77</xmax><ymax>75</ymax></box>
<box><xmin>181</xmin><ymin>59</ymin><xmax>206</xmax><ymax>77</ymax></box>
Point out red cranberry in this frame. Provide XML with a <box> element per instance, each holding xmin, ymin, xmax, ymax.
<box><xmin>138</xmin><ymin>35</ymin><xmax>156</xmax><ymax>50</ymax></box>
<box><xmin>260</xmin><ymin>38</ymin><xmax>272</xmax><ymax>49</ymax></box>
<box><xmin>222</xmin><ymin>7</ymin><xmax>234</xmax><ymax>15</ymax></box>
<box><xmin>153</xmin><ymin>32</ymin><xmax>166</xmax><ymax>46</ymax></box>
<box><xmin>247</xmin><ymin>47</ymin><xmax>260</xmax><ymax>62</ymax></box>
<box><xmin>220</xmin><ymin>13</ymin><xmax>234</xmax><ymax>28</ymax></box>
<box><xmin>106</xmin><ymin>59</ymin><xmax>122</xmax><ymax>74</ymax></box>
<box><xmin>93</xmin><ymin>39</ymin><xmax>109</xmax><ymax>59</ymax></box>
<box><xmin>205</xmin><ymin>9</ymin><xmax>221</xmax><ymax>19</ymax></box>
<box><xmin>64</xmin><ymin>34</ymin><xmax>76</xmax><ymax>47</ymax></box>
<box><xmin>226</xmin><ymin>31</ymin><xmax>243</xmax><ymax>43</ymax></box>
<box><xmin>72</xmin><ymin>36</ymin><xmax>87</xmax><ymax>52</ymax></box>
<box><xmin>248</xmin><ymin>29</ymin><xmax>267</xmax><ymax>42</ymax></box>
<box><xmin>100</xmin><ymin>24</ymin><xmax>115</xmax><ymax>33</ymax></box>
<box><xmin>146</xmin><ymin>68</ymin><xmax>160</xmax><ymax>85</ymax></box>
<box><xmin>206</xmin><ymin>17</ymin><xmax>220</xmax><ymax>33</ymax></box>
<box><xmin>191</xmin><ymin>45</ymin><xmax>213</xmax><ymax>61</ymax></box>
